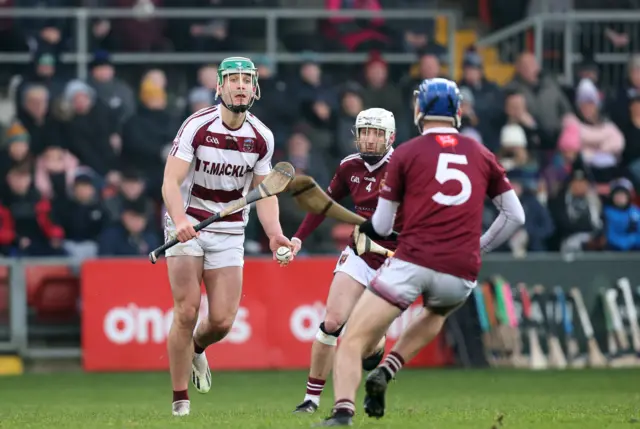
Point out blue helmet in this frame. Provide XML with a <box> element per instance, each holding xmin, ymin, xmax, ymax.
<box><xmin>413</xmin><ymin>78</ymin><xmax>462</xmax><ymax>131</ymax></box>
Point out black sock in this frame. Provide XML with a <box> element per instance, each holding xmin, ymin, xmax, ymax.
<box><xmin>194</xmin><ymin>339</ymin><xmax>205</xmax><ymax>354</ymax></box>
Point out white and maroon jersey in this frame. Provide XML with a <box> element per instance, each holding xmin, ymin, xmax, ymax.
<box><xmin>167</xmin><ymin>106</ymin><xmax>274</xmax><ymax>234</ymax></box>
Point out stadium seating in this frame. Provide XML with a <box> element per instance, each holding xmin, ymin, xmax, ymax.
<box><xmin>25</xmin><ymin>266</ymin><xmax>79</xmax><ymax>323</ymax></box>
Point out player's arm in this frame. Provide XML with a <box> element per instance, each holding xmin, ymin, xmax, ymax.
<box><xmin>291</xmin><ymin>166</ymin><xmax>349</xmax><ymax>254</ymax></box>
<box><xmin>161</xmin><ymin>122</ymin><xmax>199</xmax><ymax>243</ymax></box>
<box><xmin>360</xmin><ymin>153</ymin><xmax>404</xmax><ymax>240</ymax></box>
<box><xmin>370</xmin><ymin>198</ymin><xmax>399</xmax><ymax>237</ymax></box>
<box><xmin>252</xmin><ymin>130</ymin><xmax>292</xmax><ymax>256</ymax></box>
<box><xmin>480</xmin><ymin>155</ymin><xmax>526</xmax><ymax>254</ymax></box>
<box><xmin>251</xmin><ymin>173</ymin><xmax>282</xmax><ymax>239</ymax></box>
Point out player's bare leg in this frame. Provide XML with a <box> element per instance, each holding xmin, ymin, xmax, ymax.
<box><xmin>315</xmin><ymin>290</ymin><xmax>400</xmax><ymax>427</ymax></box>
<box><xmin>167</xmin><ymin>256</ymin><xmax>204</xmax><ymax>416</ymax></box>
<box><xmin>386</xmin><ymin>308</ymin><xmax>445</xmax><ymax>372</ymax></box>
<box><xmin>364</xmin><ymin>308</ymin><xmax>448</xmax><ymax>418</ymax></box>
<box><xmin>296</xmin><ymin>273</ymin><xmax>385</xmax><ymax>413</ymax></box>
<box><xmin>191</xmin><ymin>266</ymin><xmax>243</xmax><ymax>394</ymax></box>
<box><xmin>295</xmin><ymin>273</ymin><xmax>362</xmax><ymax>413</ymax></box>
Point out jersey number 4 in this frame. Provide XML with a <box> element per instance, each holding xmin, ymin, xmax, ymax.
<box><xmin>365</xmin><ymin>182</ymin><xmax>373</xmax><ymax>192</ymax></box>
<box><xmin>432</xmin><ymin>153</ymin><xmax>472</xmax><ymax>206</ymax></box>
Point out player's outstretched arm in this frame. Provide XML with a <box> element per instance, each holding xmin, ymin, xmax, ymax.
<box><xmin>291</xmin><ymin>166</ymin><xmax>350</xmax><ymax>256</ymax></box>
<box><xmin>480</xmin><ymin>189</ymin><xmax>526</xmax><ymax>254</ymax></box>
<box><xmin>253</xmin><ymin>174</ymin><xmax>293</xmax><ymax>260</ymax></box>
<box><xmin>291</xmin><ymin>213</ymin><xmax>326</xmax><ymax>255</ymax></box>
<box><xmin>162</xmin><ymin>156</ymin><xmax>198</xmax><ymax>243</ymax></box>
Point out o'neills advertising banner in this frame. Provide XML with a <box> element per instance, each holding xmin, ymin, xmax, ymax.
<box><xmin>81</xmin><ymin>258</ymin><xmax>452</xmax><ymax>371</ymax></box>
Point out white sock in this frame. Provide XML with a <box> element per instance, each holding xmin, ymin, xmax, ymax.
<box><xmin>304</xmin><ymin>394</ymin><xmax>320</xmax><ymax>406</ymax></box>
<box><xmin>304</xmin><ymin>377</ymin><xmax>325</xmax><ymax>406</ymax></box>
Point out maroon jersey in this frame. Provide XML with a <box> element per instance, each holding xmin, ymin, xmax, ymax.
<box><xmin>379</xmin><ymin>130</ymin><xmax>511</xmax><ymax>281</ymax></box>
<box><xmin>294</xmin><ymin>151</ymin><xmax>402</xmax><ymax>270</ymax></box>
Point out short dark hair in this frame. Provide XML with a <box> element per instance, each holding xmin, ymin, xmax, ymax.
<box><xmin>122</xmin><ymin>198</ymin><xmax>147</xmax><ymax>216</ymax></box>
<box><xmin>8</xmin><ymin>160</ymin><xmax>32</xmax><ymax>176</ymax></box>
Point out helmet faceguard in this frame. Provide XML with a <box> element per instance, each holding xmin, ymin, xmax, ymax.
<box><xmin>353</xmin><ymin>108</ymin><xmax>396</xmax><ymax>165</ymax></box>
<box><xmin>216</xmin><ymin>57</ymin><xmax>261</xmax><ymax>114</ymax></box>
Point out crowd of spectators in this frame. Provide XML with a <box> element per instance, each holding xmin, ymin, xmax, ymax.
<box><xmin>2</xmin><ymin>1</ymin><xmax>640</xmax><ymax>258</ymax></box>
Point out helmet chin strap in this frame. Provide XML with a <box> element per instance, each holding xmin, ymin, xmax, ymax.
<box><xmin>220</xmin><ymin>97</ymin><xmax>250</xmax><ymax>114</ymax></box>
<box><xmin>361</xmin><ymin>154</ymin><xmax>384</xmax><ymax>165</ymax></box>
<box><xmin>360</xmin><ymin>148</ymin><xmax>389</xmax><ymax>166</ymax></box>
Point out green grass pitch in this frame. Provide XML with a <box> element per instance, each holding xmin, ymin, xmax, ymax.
<box><xmin>0</xmin><ymin>369</ymin><xmax>638</xmax><ymax>428</ymax></box>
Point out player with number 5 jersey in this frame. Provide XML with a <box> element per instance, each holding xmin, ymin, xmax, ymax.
<box><xmin>317</xmin><ymin>79</ymin><xmax>526</xmax><ymax>427</ymax></box>
<box><xmin>290</xmin><ymin>108</ymin><xmax>402</xmax><ymax>414</ymax></box>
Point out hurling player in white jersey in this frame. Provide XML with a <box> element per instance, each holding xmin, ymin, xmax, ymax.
<box><xmin>162</xmin><ymin>57</ymin><xmax>292</xmax><ymax>417</ymax></box>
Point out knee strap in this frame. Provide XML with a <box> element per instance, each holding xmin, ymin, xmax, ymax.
<box><xmin>315</xmin><ymin>322</ymin><xmax>344</xmax><ymax>346</ymax></box>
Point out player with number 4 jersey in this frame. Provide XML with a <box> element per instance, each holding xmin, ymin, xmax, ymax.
<box><xmin>291</xmin><ymin>108</ymin><xmax>402</xmax><ymax>414</ymax></box>
<box><xmin>317</xmin><ymin>79</ymin><xmax>526</xmax><ymax>427</ymax></box>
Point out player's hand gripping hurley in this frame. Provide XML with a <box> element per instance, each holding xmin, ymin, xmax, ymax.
<box><xmin>289</xmin><ymin>175</ymin><xmax>396</xmax><ymax>257</ymax></box>
<box><xmin>149</xmin><ymin>162</ymin><xmax>295</xmax><ymax>264</ymax></box>
<box><xmin>353</xmin><ymin>225</ymin><xmax>394</xmax><ymax>257</ymax></box>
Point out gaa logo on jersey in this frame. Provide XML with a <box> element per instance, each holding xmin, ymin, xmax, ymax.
<box><xmin>243</xmin><ymin>138</ymin><xmax>254</xmax><ymax>152</ymax></box>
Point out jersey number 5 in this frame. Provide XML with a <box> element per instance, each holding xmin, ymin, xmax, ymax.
<box><xmin>432</xmin><ymin>153</ymin><xmax>472</xmax><ymax>206</ymax></box>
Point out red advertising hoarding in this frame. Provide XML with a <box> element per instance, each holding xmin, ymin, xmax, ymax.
<box><xmin>81</xmin><ymin>258</ymin><xmax>452</xmax><ymax>371</ymax></box>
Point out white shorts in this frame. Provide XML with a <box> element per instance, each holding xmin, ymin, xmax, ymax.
<box><xmin>369</xmin><ymin>258</ymin><xmax>476</xmax><ymax>313</ymax></box>
<box><xmin>333</xmin><ymin>246</ymin><xmax>376</xmax><ymax>287</ymax></box>
<box><xmin>164</xmin><ymin>226</ymin><xmax>244</xmax><ymax>270</ymax></box>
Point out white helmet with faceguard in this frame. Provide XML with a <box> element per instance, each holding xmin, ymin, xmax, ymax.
<box><xmin>215</xmin><ymin>56</ymin><xmax>261</xmax><ymax>113</ymax></box>
<box><xmin>353</xmin><ymin>108</ymin><xmax>396</xmax><ymax>165</ymax></box>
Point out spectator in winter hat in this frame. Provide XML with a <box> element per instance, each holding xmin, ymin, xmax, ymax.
<box><xmin>1</xmin><ymin>121</ymin><xmax>31</xmax><ymax>177</ymax></box>
<box><xmin>458</xmin><ymin>48</ymin><xmax>503</xmax><ymax>150</ymax></box>
<box><xmin>603</xmin><ymin>178</ymin><xmax>640</xmax><ymax>251</ymax></box>
<box><xmin>14</xmin><ymin>49</ymin><xmax>66</xmax><ymax>116</ymax></box>
<box><xmin>121</xmin><ymin>77</ymin><xmax>175</xmax><ymax>201</ymax></box>
<box><xmin>361</xmin><ymin>52</ymin><xmax>403</xmax><ymax>119</ymax></box>
<box><xmin>64</xmin><ymin>79</ymin><xmax>97</xmax><ymax>109</ymax></box>
<box><xmin>548</xmin><ymin>168</ymin><xmax>604</xmax><ymax>252</ymax></box>
<box><xmin>561</xmin><ymin>78</ymin><xmax>625</xmax><ymax>190</ymax></box>
<box><xmin>17</xmin><ymin>84</ymin><xmax>63</xmax><ymax>155</ymax></box>
<box><xmin>499</xmin><ymin>124</ymin><xmax>529</xmax><ymax>172</ymax></box>
<box><xmin>88</xmin><ymin>51</ymin><xmax>136</xmax><ymax>128</ymax></box>
<box><xmin>139</xmin><ymin>78</ymin><xmax>167</xmax><ymax>107</ymax></box>
<box><xmin>61</xmin><ymin>79</ymin><xmax>121</xmax><ymax>181</ymax></box>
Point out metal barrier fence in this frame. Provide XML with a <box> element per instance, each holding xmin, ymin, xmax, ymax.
<box><xmin>477</xmin><ymin>11</ymin><xmax>640</xmax><ymax>88</ymax></box>
<box><xmin>0</xmin><ymin>8</ymin><xmax>457</xmax><ymax>80</ymax></box>
<box><xmin>2</xmin><ymin>252</ymin><xmax>640</xmax><ymax>361</ymax></box>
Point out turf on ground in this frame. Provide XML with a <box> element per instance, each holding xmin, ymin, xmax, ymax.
<box><xmin>0</xmin><ymin>369</ymin><xmax>638</xmax><ymax>428</ymax></box>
